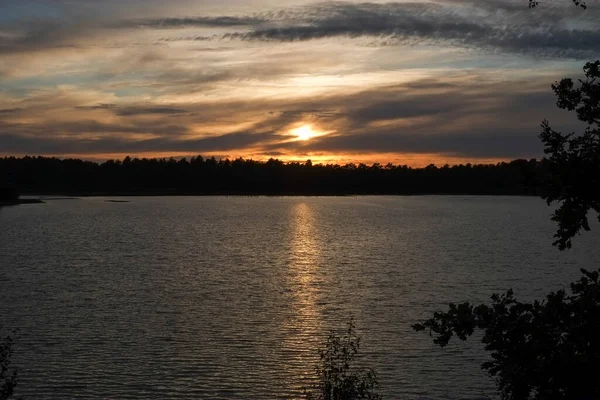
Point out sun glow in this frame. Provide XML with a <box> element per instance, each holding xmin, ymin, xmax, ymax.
<box><xmin>290</xmin><ymin>125</ymin><xmax>325</xmax><ymax>141</ymax></box>
<box><xmin>291</xmin><ymin>125</ymin><xmax>317</xmax><ymax>141</ymax></box>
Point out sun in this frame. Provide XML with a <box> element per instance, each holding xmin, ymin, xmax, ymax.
<box><xmin>291</xmin><ymin>125</ymin><xmax>318</xmax><ymax>141</ymax></box>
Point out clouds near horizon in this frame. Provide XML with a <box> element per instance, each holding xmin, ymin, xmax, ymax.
<box><xmin>0</xmin><ymin>0</ymin><xmax>596</xmax><ymax>164</ymax></box>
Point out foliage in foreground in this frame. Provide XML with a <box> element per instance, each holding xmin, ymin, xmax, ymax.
<box><xmin>305</xmin><ymin>319</ymin><xmax>382</xmax><ymax>400</ymax></box>
<box><xmin>413</xmin><ymin>268</ymin><xmax>600</xmax><ymax>400</ymax></box>
<box><xmin>0</xmin><ymin>328</ymin><xmax>17</xmax><ymax>400</ymax></box>
<box><xmin>540</xmin><ymin>60</ymin><xmax>600</xmax><ymax>250</ymax></box>
<box><xmin>413</xmin><ymin>61</ymin><xmax>600</xmax><ymax>400</ymax></box>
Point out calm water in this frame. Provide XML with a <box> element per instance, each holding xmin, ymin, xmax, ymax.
<box><xmin>1</xmin><ymin>196</ymin><xmax>599</xmax><ymax>399</ymax></box>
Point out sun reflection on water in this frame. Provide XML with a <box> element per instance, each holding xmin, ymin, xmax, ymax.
<box><xmin>290</xmin><ymin>203</ymin><xmax>321</xmax><ymax>314</ymax></box>
<box><xmin>282</xmin><ymin>202</ymin><xmax>325</xmax><ymax>393</ymax></box>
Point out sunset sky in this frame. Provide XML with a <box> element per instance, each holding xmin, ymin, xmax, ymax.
<box><xmin>1</xmin><ymin>0</ymin><xmax>597</xmax><ymax>166</ymax></box>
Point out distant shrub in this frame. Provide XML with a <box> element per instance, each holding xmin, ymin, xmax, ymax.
<box><xmin>0</xmin><ymin>187</ymin><xmax>19</xmax><ymax>202</ymax></box>
<box><xmin>305</xmin><ymin>319</ymin><xmax>382</xmax><ymax>400</ymax></box>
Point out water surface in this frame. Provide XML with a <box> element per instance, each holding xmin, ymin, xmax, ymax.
<box><xmin>1</xmin><ymin>196</ymin><xmax>599</xmax><ymax>399</ymax></box>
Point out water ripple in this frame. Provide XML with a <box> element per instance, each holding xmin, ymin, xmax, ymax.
<box><xmin>1</xmin><ymin>196</ymin><xmax>599</xmax><ymax>399</ymax></box>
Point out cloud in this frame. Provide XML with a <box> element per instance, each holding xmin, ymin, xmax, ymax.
<box><xmin>0</xmin><ymin>108</ymin><xmax>23</xmax><ymax>114</ymax></box>
<box><xmin>0</xmin><ymin>20</ymin><xmax>95</xmax><ymax>55</ymax></box>
<box><xmin>271</xmin><ymin>129</ymin><xmax>543</xmax><ymax>159</ymax></box>
<box><xmin>242</xmin><ymin>77</ymin><xmax>583</xmax><ymax>159</ymax></box>
<box><xmin>116</xmin><ymin>106</ymin><xmax>188</xmax><ymax>116</ymax></box>
<box><xmin>214</xmin><ymin>2</ymin><xmax>599</xmax><ymax>58</ymax></box>
<box><xmin>0</xmin><ymin>0</ymin><xmax>594</xmax><ymax>163</ymax></box>
<box><xmin>76</xmin><ymin>104</ymin><xmax>188</xmax><ymax>116</ymax></box>
<box><xmin>75</xmin><ymin>103</ymin><xmax>117</xmax><ymax>111</ymax></box>
<box><xmin>2</xmin><ymin>0</ymin><xmax>597</xmax><ymax>60</ymax></box>
<box><xmin>0</xmin><ymin>129</ymin><xmax>278</xmax><ymax>155</ymax></box>
<box><xmin>0</xmin><ymin>73</ymin><xmax>584</xmax><ymax>160</ymax></box>
<box><xmin>123</xmin><ymin>16</ymin><xmax>268</xmax><ymax>28</ymax></box>
<box><xmin>0</xmin><ymin>119</ymin><xmax>190</xmax><ymax>137</ymax></box>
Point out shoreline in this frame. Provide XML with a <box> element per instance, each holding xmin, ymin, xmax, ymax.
<box><xmin>0</xmin><ymin>199</ymin><xmax>45</xmax><ymax>207</ymax></box>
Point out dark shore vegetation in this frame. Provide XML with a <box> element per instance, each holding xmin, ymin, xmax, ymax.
<box><xmin>413</xmin><ymin>269</ymin><xmax>600</xmax><ymax>400</ymax></box>
<box><xmin>0</xmin><ymin>198</ymin><xmax>44</xmax><ymax>207</ymax></box>
<box><xmin>414</xmin><ymin>60</ymin><xmax>600</xmax><ymax>400</ymax></box>
<box><xmin>0</xmin><ymin>187</ymin><xmax>18</xmax><ymax>202</ymax></box>
<box><xmin>1</xmin><ymin>156</ymin><xmax>544</xmax><ymax>197</ymax></box>
<box><xmin>0</xmin><ymin>185</ymin><xmax>43</xmax><ymax>206</ymax></box>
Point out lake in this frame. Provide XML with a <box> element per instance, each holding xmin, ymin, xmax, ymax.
<box><xmin>1</xmin><ymin>196</ymin><xmax>599</xmax><ymax>399</ymax></box>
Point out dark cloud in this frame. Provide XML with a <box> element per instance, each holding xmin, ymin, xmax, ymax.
<box><xmin>348</xmin><ymin>95</ymin><xmax>472</xmax><ymax>123</ymax></box>
<box><xmin>269</xmin><ymin>128</ymin><xmax>543</xmax><ymax>159</ymax></box>
<box><xmin>225</xmin><ymin>3</ymin><xmax>484</xmax><ymax>41</ymax></box>
<box><xmin>75</xmin><ymin>103</ymin><xmax>117</xmax><ymax>111</ymax></box>
<box><xmin>2</xmin><ymin>74</ymin><xmax>583</xmax><ymax>159</ymax></box>
<box><xmin>342</xmin><ymin>88</ymin><xmax>557</xmax><ymax>127</ymax></box>
<box><xmin>124</xmin><ymin>16</ymin><xmax>268</xmax><ymax>28</ymax></box>
<box><xmin>0</xmin><ymin>20</ymin><xmax>90</xmax><ymax>55</ymax></box>
<box><xmin>158</xmin><ymin>35</ymin><xmax>215</xmax><ymax>42</ymax></box>
<box><xmin>0</xmin><ymin>130</ymin><xmax>278</xmax><ymax>155</ymax></box>
<box><xmin>216</xmin><ymin>2</ymin><xmax>599</xmax><ymax>58</ymax></box>
<box><xmin>0</xmin><ymin>108</ymin><xmax>23</xmax><ymax>114</ymax></box>
<box><xmin>75</xmin><ymin>104</ymin><xmax>188</xmax><ymax>116</ymax></box>
<box><xmin>105</xmin><ymin>2</ymin><xmax>583</xmax><ymax>59</ymax></box>
<box><xmin>2</xmin><ymin>1</ymin><xmax>596</xmax><ymax>59</ymax></box>
<box><xmin>0</xmin><ymin>119</ymin><xmax>190</xmax><ymax>136</ymax></box>
<box><xmin>269</xmin><ymin>109</ymin><xmax>340</xmax><ymax>119</ymax></box>
<box><xmin>115</xmin><ymin>106</ymin><xmax>188</xmax><ymax>116</ymax></box>
<box><xmin>255</xmin><ymin>78</ymin><xmax>583</xmax><ymax>158</ymax></box>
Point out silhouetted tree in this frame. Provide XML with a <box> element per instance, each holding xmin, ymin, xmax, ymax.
<box><xmin>412</xmin><ymin>268</ymin><xmax>600</xmax><ymax>400</ymax></box>
<box><xmin>305</xmin><ymin>319</ymin><xmax>381</xmax><ymax>400</ymax></box>
<box><xmin>540</xmin><ymin>60</ymin><xmax>600</xmax><ymax>250</ymax></box>
<box><xmin>413</xmin><ymin>62</ymin><xmax>600</xmax><ymax>400</ymax></box>
<box><xmin>0</xmin><ymin>186</ymin><xmax>18</xmax><ymax>202</ymax></box>
<box><xmin>0</xmin><ymin>156</ymin><xmax>544</xmax><ymax>196</ymax></box>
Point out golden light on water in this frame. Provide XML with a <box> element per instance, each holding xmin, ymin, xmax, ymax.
<box><xmin>288</xmin><ymin>202</ymin><xmax>321</xmax><ymax>325</ymax></box>
<box><xmin>282</xmin><ymin>202</ymin><xmax>324</xmax><ymax>391</ymax></box>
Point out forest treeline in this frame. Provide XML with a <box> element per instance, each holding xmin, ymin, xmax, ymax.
<box><xmin>0</xmin><ymin>156</ymin><xmax>545</xmax><ymax>196</ymax></box>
